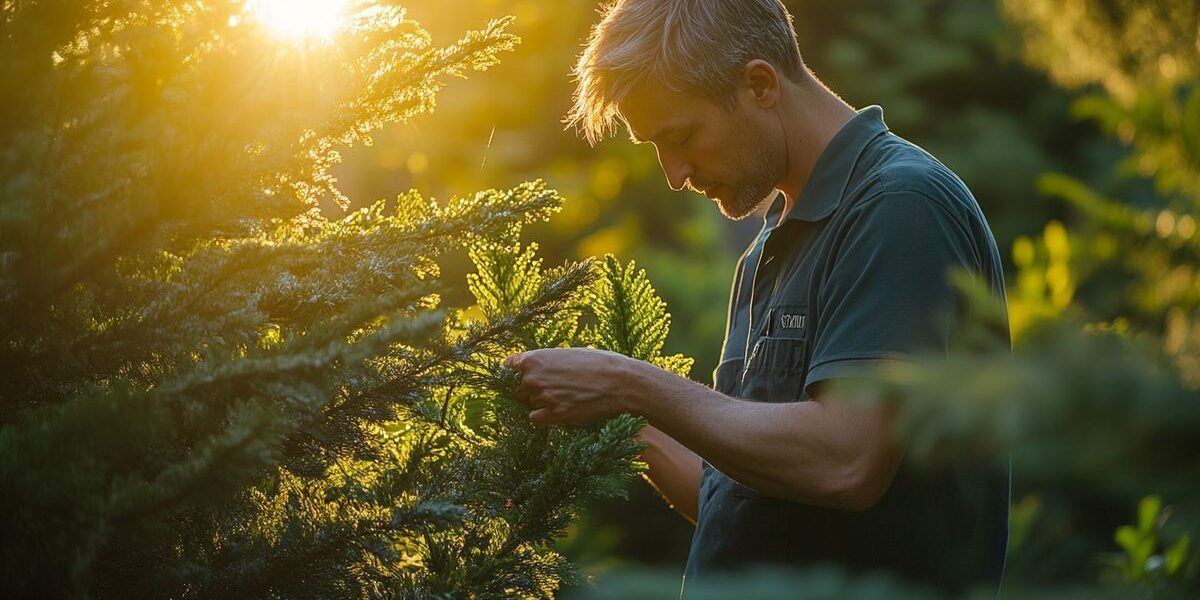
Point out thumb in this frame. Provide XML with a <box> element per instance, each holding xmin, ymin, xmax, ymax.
<box><xmin>528</xmin><ymin>407</ymin><xmax>554</xmax><ymax>427</ymax></box>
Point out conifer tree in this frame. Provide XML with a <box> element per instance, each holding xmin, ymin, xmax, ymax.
<box><xmin>0</xmin><ymin>2</ymin><xmax>690</xmax><ymax>598</ymax></box>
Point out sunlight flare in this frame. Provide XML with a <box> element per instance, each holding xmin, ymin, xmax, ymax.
<box><xmin>249</xmin><ymin>0</ymin><xmax>349</xmax><ymax>41</ymax></box>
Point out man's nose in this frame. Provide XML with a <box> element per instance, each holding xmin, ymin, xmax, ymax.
<box><xmin>656</xmin><ymin>148</ymin><xmax>693</xmax><ymax>192</ymax></box>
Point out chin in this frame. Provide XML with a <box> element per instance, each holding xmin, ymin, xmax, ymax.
<box><xmin>717</xmin><ymin>189</ymin><xmax>774</xmax><ymax>221</ymax></box>
<box><xmin>716</xmin><ymin>200</ymin><xmax>755</xmax><ymax>221</ymax></box>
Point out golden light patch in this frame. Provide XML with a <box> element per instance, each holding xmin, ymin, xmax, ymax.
<box><xmin>248</xmin><ymin>0</ymin><xmax>349</xmax><ymax>41</ymax></box>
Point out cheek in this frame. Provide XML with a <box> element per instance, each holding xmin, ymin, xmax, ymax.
<box><xmin>713</xmin><ymin>126</ymin><xmax>759</xmax><ymax>167</ymax></box>
<box><xmin>736</xmin><ymin>133</ymin><xmax>780</xmax><ymax>178</ymax></box>
<box><xmin>689</xmin><ymin>142</ymin><xmax>729</xmax><ymax>181</ymax></box>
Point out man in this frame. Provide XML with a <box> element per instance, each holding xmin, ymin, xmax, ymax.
<box><xmin>505</xmin><ymin>0</ymin><xmax>1009</xmax><ymax>594</ymax></box>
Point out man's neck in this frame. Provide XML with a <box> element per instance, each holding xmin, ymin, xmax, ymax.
<box><xmin>775</xmin><ymin>79</ymin><xmax>857</xmax><ymax>221</ymax></box>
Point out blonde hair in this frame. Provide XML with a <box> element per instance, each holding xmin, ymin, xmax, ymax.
<box><xmin>566</xmin><ymin>0</ymin><xmax>806</xmax><ymax>145</ymax></box>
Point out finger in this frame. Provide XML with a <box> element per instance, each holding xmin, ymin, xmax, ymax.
<box><xmin>511</xmin><ymin>381</ymin><xmax>532</xmax><ymax>405</ymax></box>
<box><xmin>528</xmin><ymin>407</ymin><xmax>553</xmax><ymax>427</ymax></box>
<box><xmin>514</xmin><ymin>386</ymin><xmax>545</xmax><ymax>409</ymax></box>
<box><xmin>504</xmin><ymin>352</ymin><xmax>527</xmax><ymax>370</ymax></box>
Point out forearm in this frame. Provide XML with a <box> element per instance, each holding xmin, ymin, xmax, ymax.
<box><xmin>507</xmin><ymin>347</ymin><xmax>900</xmax><ymax>510</ymax></box>
<box><xmin>617</xmin><ymin>359</ymin><xmax>901</xmax><ymax>510</ymax></box>
<box><xmin>635</xmin><ymin>424</ymin><xmax>701</xmax><ymax>523</ymax></box>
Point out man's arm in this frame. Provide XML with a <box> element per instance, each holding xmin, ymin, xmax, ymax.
<box><xmin>623</xmin><ymin>358</ymin><xmax>903</xmax><ymax>511</ymax></box>
<box><xmin>511</xmin><ymin>348</ymin><xmax>903</xmax><ymax>512</ymax></box>
<box><xmin>636</xmin><ymin>424</ymin><xmax>702</xmax><ymax>523</ymax></box>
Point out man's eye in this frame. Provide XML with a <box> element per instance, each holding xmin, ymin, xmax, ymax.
<box><xmin>673</xmin><ymin>131</ymin><xmax>693</xmax><ymax>146</ymax></box>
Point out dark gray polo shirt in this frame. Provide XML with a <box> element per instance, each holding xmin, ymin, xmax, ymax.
<box><xmin>683</xmin><ymin>106</ymin><xmax>1010</xmax><ymax>594</ymax></box>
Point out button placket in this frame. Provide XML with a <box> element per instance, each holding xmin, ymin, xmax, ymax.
<box><xmin>739</xmin><ymin>223</ymin><xmax>817</xmax><ymax>403</ymax></box>
<box><xmin>744</xmin><ymin>232</ymin><xmax>783</xmax><ymax>362</ymax></box>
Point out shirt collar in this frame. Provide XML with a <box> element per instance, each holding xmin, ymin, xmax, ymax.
<box><xmin>774</xmin><ymin>105</ymin><xmax>889</xmax><ymax>223</ymax></box>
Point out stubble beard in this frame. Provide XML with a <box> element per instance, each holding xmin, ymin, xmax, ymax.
<box><xmin>711</xmin><ymin>143</ymin><xmax>782</xmax><ymax>221</ymax></box>
<box><xmin>715</xmin><ymin>179</ymin><xmax>776</xmax><ymax>221</ymax></box>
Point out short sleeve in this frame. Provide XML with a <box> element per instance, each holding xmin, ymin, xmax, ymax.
<box><xmin>805</xmin><ymin>190</ymin><xmax>975</xmax><ymax>392</ymax></box>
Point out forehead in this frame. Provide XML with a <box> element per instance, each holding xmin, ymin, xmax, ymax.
<box><xmin>619</xmin><ymin>82</ymin><xmax>720</xmax><ymax>143</ymax></box>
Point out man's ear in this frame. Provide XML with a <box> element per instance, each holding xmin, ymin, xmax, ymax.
<box><xmin>742</xmin><ymin>59</ymin><xmax>780</xmax><ymax>109</ymax></box>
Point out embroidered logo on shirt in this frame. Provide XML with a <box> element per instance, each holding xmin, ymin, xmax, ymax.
<box><xmin>779</xmin><ymin>313</ymin><xmax>806</xmax><ymax>330</ymax></box>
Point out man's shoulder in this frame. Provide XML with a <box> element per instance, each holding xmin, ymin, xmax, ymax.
<box><xmin>848</xmin><ymin>135</ymin><xmax>983</xmax><ymax>224</ymax></box>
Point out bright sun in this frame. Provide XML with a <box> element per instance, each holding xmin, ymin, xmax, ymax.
<box><xmin>249</xmin><ymin>0</ymin><xmax>349</xmax><ymax>40</ymax></box>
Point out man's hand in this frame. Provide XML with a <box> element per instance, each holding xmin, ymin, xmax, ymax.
<box><xmin>504</xmin><ymin>348</ymin><xmax>637</xmax><ymax>426</ymax></box>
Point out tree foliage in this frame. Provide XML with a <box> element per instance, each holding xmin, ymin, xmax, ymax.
<box><xmin>0</xmin><ymin>2</ymin><xmax>689</xmax><ymax>598</ymax></box>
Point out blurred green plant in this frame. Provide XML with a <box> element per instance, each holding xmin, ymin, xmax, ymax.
<box><xmin>1104</xmin><ymin>496</ymin><xmax>1195</xmax><ymax>591</ymax></box>
<box><xmin>862</xmin><ymin>0</ymin><xmax>1200</xmax><ymax>594</ymax></box>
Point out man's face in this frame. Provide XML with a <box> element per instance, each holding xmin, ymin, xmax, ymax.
<box><xmin>620</xmin><ymin>81</ymin><xmax>784</xmax><ymax>220</ymax></box>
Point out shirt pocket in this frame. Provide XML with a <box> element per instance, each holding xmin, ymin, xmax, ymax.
<box><xmin>739</xmin><ymin>304</ymin><xmax>809</xmax><ymax>403</ymax></box>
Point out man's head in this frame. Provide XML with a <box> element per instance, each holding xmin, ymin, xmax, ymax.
<box><xmin>566</xmin><ymin>0</ymin><xmax>809</xmax><ymax>220</ymax></box>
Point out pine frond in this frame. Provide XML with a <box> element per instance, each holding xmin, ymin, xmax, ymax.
<box><xmin>581</xmin><ymin>255</ymin><xmax>673</xmax><ymax>362</ymax></box>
